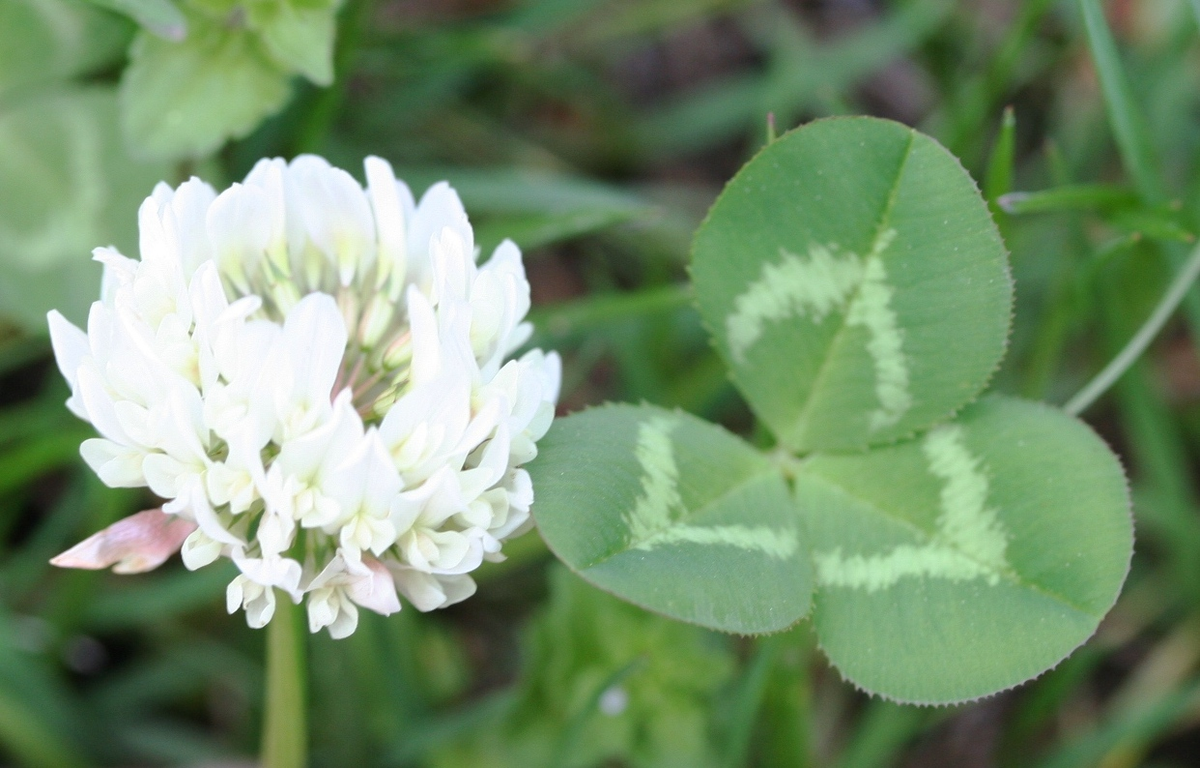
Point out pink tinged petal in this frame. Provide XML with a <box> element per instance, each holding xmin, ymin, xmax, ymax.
<box><xmin>80</xmin><ymin>439</ymin><xmax>146</xmax><ymax>488</ymax></box>
<box><xmin>347</xmin><ymin>557</ymin><xmax>401</xmax><ymax>616</ymax></box>
<box><xmin>50</xmin><ymin>508</ymin><xmax>196</xmax><ymax>574</ymax></box>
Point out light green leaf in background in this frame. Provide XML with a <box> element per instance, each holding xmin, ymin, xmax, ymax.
<box><xmin>85</xmin><ymin>0</ymin><xmax>187</xmax><ymax>41</ymax></box>
<box><xmin>0</xmin><ymin>88</ymin><xmax>172</xmax><ymax>330</ymax></box>
<box><xmin>691</xmin><ymin>117</ymin><xmax>1012</xmax><ymax>453</ymax></box>
<box><xmin>119</xmin><ymin>7</ymin><xmax>292</xmax><ymax>160</ymax></box>
<box><xmin>798</xmin><ymin>396</ymin><xmax>1132</xmax><ymax>704</ymax></box>
<box><xmin>529</xmin><ymin>404</ymin><xmax>811</xmax><ymax>634</ymax></box>
<box><xmin>246</xmin><ymin>0</ymin><xmax>340</xmax><ymax>87</ymax></box>
<box><xmin>0</xmin><ymin>0</ymin><xmax>131</xmax><ymax>99</ymax></box>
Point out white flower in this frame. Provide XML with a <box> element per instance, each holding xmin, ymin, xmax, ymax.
<box><xmin>48</xmin><ymin>155</ymin><xmax>561</xmax><ymax>637</ymax></box>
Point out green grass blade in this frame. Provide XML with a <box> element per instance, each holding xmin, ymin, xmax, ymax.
<box><xmin>985</xmin><ymin>106</ymin><xmax>1016</xmax><ymax>219</ymax></box>
<box><xmin>1076</xmin><ymin>0</ymin><xmax>1162</xmax><ymax>202</ymax></box>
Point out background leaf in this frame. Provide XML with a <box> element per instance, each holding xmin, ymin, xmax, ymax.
<box><xmin>799</xmin><ymin>396</ymin><xmax>1132</xmax><ymax>704</ymax></box>
<box><xmin>119</xmin><ymin>8</ymin><xmax>291</xmax><ymax>160</ymax></box>
<box><xmin>691</xmin><ymin>116</ymin><xmax>1012</xmax><ymax>452</ymax></box>
<box><xmin>0</xmin><ymin>0</ymin><xmax>131</xmax><ymax>100</ymax></box>
<box><xmin>0</xmin><ymin>88</ymin><xmax>171</xmax><ymax>330</ymax></box>
<box><xmin>246</xmin><ymin>0</ymin><xmax>339</xmax><ymax>86</ymax></box>
<box><xmin>84</xmin><ymin>0</ymin><xmax>187</xmax><ymax>41</ymax></box>
<box><xmin>530</xmin><ymin>403</ymin><xmax>811</xmax><ymax>634</ymax></box>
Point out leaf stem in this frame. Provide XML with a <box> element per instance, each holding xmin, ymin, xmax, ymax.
<box><xmin>1064</xmin><ymin>240</ymin><xmax>1200</xmax><ymax>415</ymax></box>
<box><xmin>262</xmin><ymin>594</ymin><xmax>307</xmax><ymax>768</ymax></box>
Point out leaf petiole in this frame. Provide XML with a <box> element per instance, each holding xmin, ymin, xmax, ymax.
<box><xmin>1065</xmin><ymin>240</ymin><xmax>1200</xmax><ymax>415</ymax></box>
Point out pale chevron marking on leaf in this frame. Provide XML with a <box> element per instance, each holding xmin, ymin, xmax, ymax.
<box><xmin>725</xmin><ymin>243</ymin><xmax>863</xmax><ymax>362</ymax></box>
<box><xmin>844</xmin><ymin>229</ymin><xmax>911</xmax><ymax>431</ymax></box>
<box><xmin>627</xmin><ymin>415</ymin><xmax>683</xmax><ymax>541</ymax></box>
<box><xmin>638</xmin><ymin>524</ymin><xmax>799</xmax><ymax>558</ymax></box>
<box><xmin>922</xmin><ymin>424</ymin><xmax>1008</xmax><ymax>572</ymax></box>
<box><xmin>815</xmin><ymin>424</ymin><xmax>1010</xmax><ymax>591</ymax></box>
<box><xmin>624</xmin><ymin>417</ymin><xmax>797</xmax><ymax>559</ymax></box>
<box><xmin>724</xmin><ymin>229</ymin><xmax>911</xmax><ymax>431</ymax></box>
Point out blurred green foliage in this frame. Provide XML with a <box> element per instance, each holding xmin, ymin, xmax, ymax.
<box><xmin>433</xmin><ymin>566</ymin><xmax>734</xmax><ymax>768</ymax></box>
<box><xmin>3</xmin><ymin>0</ymin><xmax>1200</xmax><ymax>765</ymax></box>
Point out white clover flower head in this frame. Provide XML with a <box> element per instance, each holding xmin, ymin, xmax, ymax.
<box><xmin>47</xmin><ymin>155</ymin><xmax>561</xmax><ymax>638</ymax></box>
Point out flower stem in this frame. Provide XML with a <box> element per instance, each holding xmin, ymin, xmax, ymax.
<box><xmin>1065</xmin><ymin>239</ymin><xmax>1200</xmax><ymax>416</ymax></box>
<box><xmin>262</xmin><ymin>594</ymin><xmax>307</xmax><ymax>768</ymax></box>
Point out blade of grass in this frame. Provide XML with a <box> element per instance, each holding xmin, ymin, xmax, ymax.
<box><xmin>942</xmin><ymin>0</ymin><xmax>1057</xmax><ymax>159</ymax></box>
<box><xmin>634</xmin><ymin>0</ymin><xmax>950</xmax><ymax>158</ymax></box>
<box><xmin>1035</xmin><ymin>677</ymin><xmax>1200</xmax><ymax>768</ymax></box>
<box><xmin>757</xmin><ymin>628</ymin><xmax>814</xmax><ymax>768</ymax></box>
<box><xmin>985</xmin><ymin>106</ymin><xmax>1016</xmax><ymax>219</ymax></box>
<box><xmin>833</xmin><ymin>700</ymin><xmax>929</xmax><ymax>768</ymax></box>
<box><xmin>528</xmin><ymin>284</ymin><xmax>692</xmax><ymax>345</ymax></box>
<box><xmin>0</xmin><ymin>685</ymin><xmax>88</xmax><ymax>768</ymax></box>
<box><xmin>998</xmin><ymin>184</ymin><xmax>1138</xmax><ymax>214</ymax></box>
<box><xmin>385</xmin><ymin>691</ymin><xmax>515</xmax><ymax>765</ymax></box>
<box><xmin>1077</xmin><ymin>0</ymin><xmax>1162</xmax><ymax>203</ymax></box>
<box><xmin>0</xmin><ymin>432</ymin><xmax>89</xmax><ymax>496</ymax></box>
<box><xmin>723</xmin><ymin>635</ymin><xmax>783</xmax><ymax>768</ymax></box>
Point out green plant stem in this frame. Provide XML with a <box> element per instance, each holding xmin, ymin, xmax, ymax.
<box><xmin>262</xmin><ymin>595</ymin><xmax>307</xmax><ymax>768</ymax></box>
<box><xmin>1064</xmin><ymin>240</ymin><xmax>1200</xmax><ymax>415</ymax></box>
